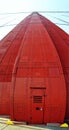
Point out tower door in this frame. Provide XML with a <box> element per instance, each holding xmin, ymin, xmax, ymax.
<box><xmin>30</xmin><ymin>89</ymin><xmax>45</xmax><ymax>124</ymax></box>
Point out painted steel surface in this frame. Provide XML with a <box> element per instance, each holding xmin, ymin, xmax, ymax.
<box><xmin>0</xmin><ymin>15</ymin><xmax>31</xmax><ymax>114</ymax></box>
<box><xmin>0</xmin><ymin>12</ymin><xmax>67</xmax><ymax>124</ymax></box>
<box><xmin>39</xmin><ymin>14</ymin><xmax>69</xmax><ymax>119</ymax></box>
<box><xmin>11</xmin><ymin>13</ymin><xmax>66</xmax><ymax>123</ymax></box>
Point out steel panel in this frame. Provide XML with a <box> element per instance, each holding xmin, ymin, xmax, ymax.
<box><xmin>39</xmin><ymin>14</ymin><xmax>69</xmax><ymax>119</ymax></box>
<box><xmin>0</xmin><ymin>12</ymin><xmax>67</xmax><ymax>124</ymax></box>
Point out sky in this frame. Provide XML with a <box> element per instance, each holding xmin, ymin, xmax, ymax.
<box><xmin>0</xmin><ymin>0</ymin><xmax>69</xmax><ymax>40</ymax></box>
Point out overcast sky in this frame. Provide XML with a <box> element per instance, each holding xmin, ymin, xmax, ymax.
<box><xmin>0</xmin><ymin>0</ymin><xmax>69</xmax><ymax>40</ymax></box>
